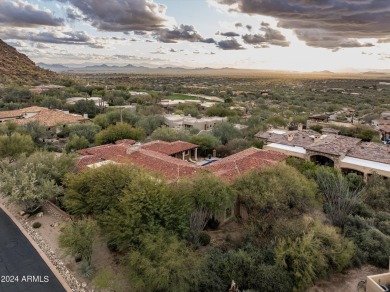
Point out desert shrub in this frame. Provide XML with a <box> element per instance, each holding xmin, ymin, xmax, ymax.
<box><xmin>95</xmin><ymin>123</ymin><xmax>144</xmax><ymax>145</ymax></box>
<box><xmin>199</xmin><ymin>232</ymin><xmax>211</xmax><ymax>246</ymax></box>
<box><xmin>345</xmin><ymin>215</ymin><xmax>390</xmax><ymax>268</ymax></box>
<box><xmin>32</xmin><ymin>222</ymin><xmax>41</xmax><ymax>229</ymax></box>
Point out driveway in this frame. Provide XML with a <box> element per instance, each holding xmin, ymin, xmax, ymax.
<box><xmin>0</xmin><ymin>208</ymin><xmax>66</xmax><ymax>292</ymax></box>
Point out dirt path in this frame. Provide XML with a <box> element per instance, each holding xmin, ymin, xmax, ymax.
<box><xmin>307</xmin><ymin>265</ymin><xmax>387</xmax><ymax>292</ymax></box>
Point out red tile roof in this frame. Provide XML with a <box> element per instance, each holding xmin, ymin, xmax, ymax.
<box><xmin>205</xmin><ymin>148</ymin><xmax>287</xmax><ymax>182</ymax></box>
<box><xmin>0</xmin><ymin>106</ymin><xmax>48</xmax><ymax>119</ymax></box>
<box><xmin>76</xmin><ymin>141</ymin><xmax>286</xmax><ymax>182</ymax></box>
<box><xmin>76</xmin><ymin>140</ymin><xmax>198</xmax><ymax>181</ymax></box>
<box><xmin>140</xmin><ymin>140</ymin><xmax>198</xmax><ymax>155</ymax></box>
<box><xmin>15</xmin><ymin>109</ymin><xmax>87</xmax><ymax>127</ymax></box>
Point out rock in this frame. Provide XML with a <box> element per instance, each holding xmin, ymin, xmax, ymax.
<box><xmin>22</xmin><ymin>213</ymin><xmax>30</xmax><ymax>218</ymax></box>
<box><xmin>36</xmin><ymin>212</ymin><xmax>44</xmax><ymax>217</ymax></box>
<box><xmin>82</xmin><ymin>282</ymin><xmax>87</xmax><ymax>288</ymax></box>
<box><xmin>19</xmin><ymin>210</ymin><xmax>26</xmax><ymax>216</ymax></box>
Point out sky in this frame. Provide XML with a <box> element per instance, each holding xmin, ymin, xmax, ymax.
<box><xmin>0</xmin><ymin>0</ymin><xmax>390</xmax><ymax>72</ymax></box>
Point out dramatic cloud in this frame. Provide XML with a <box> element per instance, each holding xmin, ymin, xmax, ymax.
<box><xmin>217</xmin><ymin>39</ymin><xmax>245</xmax><ymax>50</ymax></box>
<box><xmin>212</xmin><ymin>0</ymin><xmax>390</xmax><ymax>49</ymax></box>
<box><xmin>0</xmin><ymin>29</ymin><xmax>103</xmax><ymax>48</ymax></box>
<box><xmin>154</xmin><ymin>25</ymin><xmax>216</xmax><ymax>43</ymax></box>
<box><xmin>0</xmin><ymin>0</ymin><xmax>64</xmax><ymax>27</ymax></box>
<box><xmin>60</xmin><ymin>0</ymin><xmax>169</xmax><ymax>31</ymax></box>
<box><xmin>295</xmin><ymin>29</ymin><xmax>374</xmax><ymax>50</ymax></box>
<box><xmin>242</xmin><ymin>26</ymin><xmax>290</xmax><ymax>47</ymax></box>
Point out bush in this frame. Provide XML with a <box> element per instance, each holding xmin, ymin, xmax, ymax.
<box><xmin>32</xmin><ymin>222</ymin><xmax>41</xmax><ymax>229</ymax></box>
<box><xmin>199</xmin><ymin>232</ymin><xmax>211</xmax><ymax>246</ymax></box>
<box><xmin>95</xmin><ymin>123</ymin><xmax>144</xmax><ymax>145</ymax></box>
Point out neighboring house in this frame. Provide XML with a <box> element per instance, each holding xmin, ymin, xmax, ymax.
<box><xmin>66</xmin><ymin>97</ymin><xmax>109</xmax><ymax>108</ymax></box>
<box><xmin>0</xmin><ymin>106</ymin><xmax>48</xmax><ymax>122</ymax></box>
<box><xmin>76</xmin><ymin>140</ymin><xmax>287</xmax><ymax>222</ymax></box>
<box><xmin>372</xmin><ymin>119</ymin><xmax>390</xmax><ymax>130</ymax></box>
<box><xmin>14</xmin><ymin>108</ymin><xmax>88</xmax><ymax>133</ymax></box>
<box><xmin>256</xmin><ymin>129</ymin><xmax>390</xmax><ymax>179</ymax></box>
<box><xmin>164</xmin><ymin>114</ymin><xmax>227</xmax><ymax>131</ymax></box>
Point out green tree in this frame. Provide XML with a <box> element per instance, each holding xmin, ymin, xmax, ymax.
<box><xmin>226</xmin><ymin>138</ymin><xmax>251</xmax><ymax>153</ymax></box>
<box><xmin>100</xmin><ymin>174</ymin><xmax>192</xmax><ymax>250</ymax></box>
<box><xmin>275</xmin><ymin>233</ymin><xmax>327</xmax><ymax>291</ymax></box>
<box><xmin>63</xmin><ymin>164</ymin><xmax>140</xmax><ymax>216</ymax></box>
<box><xmin>125</xmin><ymin>230</ymin><xmax>202</xmax><ymax>292</ymax></box>
<box><xmin>65</xmin><ymin>123</ymin><xmax>101</xmax><ymax>143</ymax></box>
<box><xmin>189</xmin><ymin>133</ymin><xmax>220</xmax><ymax>157</ymax></box>
<box><xmin>95</xmin><ymin>123</ymin><xmax>144</xmax><ymax>145</ymax></box>
<box><xmin>59</xmin><ymin>218</ymin><xmax>98</xmax><ymax>267</ymax></box>
<box><xmin>0</xmin><ymin>133</ymin><xmax>35</xmax><ymax>160</ymax></box>
<box><xmin>212</xmin><ymin>122</ymin><xmax>242</xmax><ymax>145</ymax></box>
<box><xmin>135</xmin><ymin>115</ymin><xmax>164</xmax><ymax>136</ymax></box>
<box><xmin>355</xmin><ymin>127</ymin><xmax>379</xmax><ymax>142</ymax></box>
<box><xmin>41</xmin><ymin>96</ymin><xmax>63</xmax><ymax>109</ymax></box>
<box><xmin>0</xmin><ymin>162</ymin><xmax>62</xmax><ymax>212</ymax></box>
<box><xmin>73</xmin><ymin>100</ymin><xmax>99</xmax><ymax>118</ymax></box>
<box><xmin>150</xmin><ymin>126</ymin><xmax>190</xmax><ymax>142</ymax></box>
<box><xmin>21</xmin><ymin>121</ymin><xmax>52</xmax><ymax>144</ymax></box>
<box><xmin>65</xmin><ymin>135</ymin><xmax>89</xmax><ymax>153</ymax></box>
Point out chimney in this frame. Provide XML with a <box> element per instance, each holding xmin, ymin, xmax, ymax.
<box><xmin>314</xmin><ymin>134</ymin><xmax>321</xmax><ymax>143</ymax></box>
<box><xmin>83</xmin><ymin>113</ymin><xmax>88</xmax><ymax>119</ymax></box>
<box><xmin>287</xmin><ymin>133</ymin><xmax>294</xmax><ymax>141</ymax></box>
<box><xmin>212</xmin><ymin>149</ymin><xmax>217</xmax><ymax>157</ymax></box>
<box><xmin>298</xmin><ymin>123</ymin><xmax>303</xmax><ymax>131</ymax></box>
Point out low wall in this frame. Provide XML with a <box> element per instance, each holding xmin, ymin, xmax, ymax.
<box><xmin>43</xmin><ymin>201</ymin><xmax>72</xmax><ymax>221</ymax></box>
<box><xmin>367</xmin><ymin>273</ymin><xmax>390</xmax><ymax>292</ymax></box>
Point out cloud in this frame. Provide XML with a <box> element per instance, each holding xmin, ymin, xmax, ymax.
<box><xmin>235</xmin><ymin>22</ymin><xmax>243</xmax><ymax>28</ymax></box>
<box><xmin>295</xmin><ymin>29</ymin><xmax>374</xmax><ymax>49</ymax></box>
<box><xmin>0</xmin><ymin>28</ymin><xmax>103</xmax><ymax>48</ymax></box>
<box><xmin>60</xmin><ymin>0</ymin><xmax>169</xmax><ymax>31</ymax></box>
<box><xmin>242</xmin><ymin>26</ymin><xmax>290</xmax><ymax>47</ymax></box>
<box><xmin>217</xmin><ymin>39</ymin><xmax>245</xmax><ymax>50</ymax></box>
<box><xmin>154</xmin><ymin>25</ymin><xmax>216</xmax><ymax>43</ymax></box>
<box><xmin>220</xmin><ymin>31</ymin><xmax>240</xmax><ymax>37</ymax></box>
<box><xmin>211</xmin><ymin>0</ymin><xmax>390</xmax><ymax>49</ymax></box>
<box><xmin>245</xmin><ymin>25</ymin><xmax>252</xmax><ymax>31</ymax></box>
<box><xmin>0</xmin><ymin>0</ymin><xmax>64</xmax><ymax>27</ymax></box>
<box><xmin>66</xmin><ymin>7</ymin><xmax>84</xmax><ymax>21</ymax></box>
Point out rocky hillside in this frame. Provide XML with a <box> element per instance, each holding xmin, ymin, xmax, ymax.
<box><xmin>0</xmin><ymin>39</ymin><xmax>58</xmax><ymax>84</ymax></box>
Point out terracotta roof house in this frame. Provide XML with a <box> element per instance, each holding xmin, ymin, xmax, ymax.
<box><xmin>15</xmin><ymin>109</ymin><xmax>87</xmax><ymax>127</ymax></box>
<box><xmin>0</xmin><ymin>106</ymin><xmax>88</xmax><ymax>134</ymax></box>
<box><xmin>76</xmin><ymin>140</ymin><xmax>288</xmax><ymax>222</ymax></box>
<box><xmin>76</xmin><ymin>140</ymin><xmax>287</xmax><ymax>182</ymax></box>
<box><xmin>256</xmin><ymin>129</ymin><xmax>390</xmax><ymax>179</ymax></box>
<box><xmin>0</xmin><ymin>106</ymin><xmax>48</xmax><ymax>122</ymax></box>
<box><xmin>76</xmin><ymin>140</ymin><xmax>199</xmax><ymax>181</ymax></box>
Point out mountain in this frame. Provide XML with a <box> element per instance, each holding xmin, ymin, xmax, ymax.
<box><xmin>0</xmin><ymin>39</ymin><xmax>57</xmax><ymax>83</ymax></box>
<box><xmin>37</xmin><ymin>63</ymin><xmax>69</xmax><ymax>72</ymax></box>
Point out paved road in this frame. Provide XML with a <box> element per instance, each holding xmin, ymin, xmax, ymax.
<box><xmin>0</xmin><ymin>208</ymin><xmax>66</xmax><ymax>292</ymax></box>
